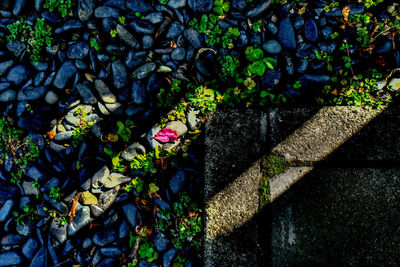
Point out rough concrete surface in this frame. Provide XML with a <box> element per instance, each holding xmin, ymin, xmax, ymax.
<box><xmin>271</xmin><ymin>168</ymin><xmax>400</xmax><ymax>266</ymax></box>
<box><xmin>204</xmin><ymin>108</ymin><xmax>265</xmax><ymax>267</ymax></box>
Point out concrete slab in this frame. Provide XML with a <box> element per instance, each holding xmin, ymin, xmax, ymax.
<box><xmin>271</xmin><ymin>168</ymin><xmax>400</xmax><ymax>266</ymax></box>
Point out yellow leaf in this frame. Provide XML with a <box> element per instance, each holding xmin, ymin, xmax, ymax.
<box><xmin>331</xmin><ymin>89</ymin><xmax>338</xmax><ymax>96</ymax></box>
<box><xmin>342</xmin><ymin>6</ymin><xmax>350</xmax><ymax>22</ymax></box>
<box><xmin>107</xmin><ymin>133</ymin><xmax>119</xmax><ymax>142</ymax></box>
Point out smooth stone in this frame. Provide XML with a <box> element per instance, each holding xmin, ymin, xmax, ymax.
<box><xmin>144</xmin><ymin>12</ymin><xmax>164</xmax><ymax>24</ymax></box>
<box><xmin>53</xmin><ymin>61</ymin><xmax>77</xmax><ymax>89</ymax></box>
<box><xmin>54</xmin><ymin>20</ymin><xmax>84</xmax><ymax>34</ymax></box>
<box><xmin>67</xmin><ymin>206</ymin><xmax>92</xmax><ymax>236</ymax></box>
<box><xmin>78</xmin><ymin>0</ymin><xmax>95</xmax><ymax>21</ymax></box>
<box><xmin>26</xmin><ymin>166</ymin><xmax>45</xmax><ymax>181</ymax></box>
<box><xmin>388</xmin><ymin>78</ymin><xmax>400</xmax><ymax>91</ymax></box>
<box><xmin>188</xmin><ymin>0</ymin><xmax>212</xmax><ymax>13</ymax></box>
<box><xmin>90</xmin><ymin>205</ymin><xmax>104</xmax><ymax>217</ymax></box>
<box><xmin>13</xmin><ymin>0</ymin><xmax>25</xmax><ymax>16</ymax></box>
<box><xmin>153</xmin><ymin>232</ymin><xmax>168</xmax><ymax>252</ymax></box>
<box><xmin>94</xmin><ymin>6</ymin><xmax>120</xmax><ymax>18</ymax></box>
<box><xmin>125</xmin><ymin>51</ymin><xmax>146</xmax><ymax>69</ymax></box>
<box><xmin>7</xmin><ymin>65</ymin><xmax>29</xmax><ymax>86</ymax></box>
<box><xmin>130</xmin><ymin>19</ymin><xmax>155</xmax><ymax>34</ymax></box>
<box><xmin>166</xmin><ymin>22</ymin><xmax>184</xmax><ymax>39</ymax></box>
<box><xmin>263</xmin><ymin>40</ymin><xmax>282</xmax><ymax>54</ymax></box>
<box><xmin>267</xmin><ymin>22</ymin><xmax>278</xmax><ymax>35</ymax></box>
<box><xmin>278</xmin><ymin>18</ymin><xmax>296</xmax><ymax>50</ymax></box>
<box><xmin>376</xmin><ymin>41</ymin><xmax>393</xmax><ymax>54</ymax></box>
<box><xmin>22</xmin><ymin>238</ymin><xmax>38</xmax><ymax>260</ymax></box>
<box><xmin>0</xmin><ymin>60</ymin><xmax>14</xmax><ymax>74</ymax></box>
<box><xmin>22</xmin><ymin>181</ymin><xmax>39</xmax><ymax>196</ymax></box>
<box><xmin>154</xmin><ymin>198</ymin><xmax>169</xmax><ymax>210</ymax></box>
<box><xmin>93</xmin><ymin>229</ymin><xmax>117</xmax><ymax>246</ymax></box>
<box><xmin>300</xmin><ymin>74</ymin><xmax>331</xmax><ymax>84</ymax></box>
<box><xmin>105</xmin><ymin>102</ymin><xmax>122</xmax><ymax>113</ymax></box>
<box><xmin>298</xmin><ymin>58</ymin><xmax>308</xmax><ymax>74</ymax></box>
<box><xmin>16</xmin><ymin>221</ymin><xmax>34</xmax><ymax>237</ymax></box>
<box><xmin>116</xmin><ymin>24</ymin><xmax>139</xmax><ymax>50</ymax></box>
<box><xmin>321</xmin><ymin>26</ymin><xmax>333</xmax><ymax>39</ymax></box>
<box><xmin>6</xmin><ymin>41</ymin><xmax>26</xmax><ymax>57</ymax></box>
<box><xmin>132</xmin><ymin>63</ymin><xmax>156</xmax><ymax>80</ymax></box>
<box><xmin>97</xmin><ymin>187</ymin><xmax>119</xmax><ymax>211</ymax></box>
<box><xmin>165</xmin><ymin>121</ymin><xmax>188</xmax><ymax>136</ymax></box>
<box><xmin>285</xmin><ymin>56</ymin><xmax>294</xmax><ymax>76</ymax></box>
<box><xmin>67</xmin><ymin>42</ymin><xmax>90</xmax><ymax>60</ymax></box>
<box><xmin>119</xmin><ymin>219</ymin><xmax>130</xmax><ymax>238</ymax></box>
<box><xmin>126</xmin><ymin>0</ymin><xmax>152</xmax><ymax>12</ymax></box>
<box><xmin>169</xmin><ymin>170</ymin><xmax>187</xmax><ymax>194</ymax></box>
<box><xmin>1</xmin><ymin>234</ymin><xmax>25</xmax><ymax>245</ymax></box>
<box><xmin>122</xmin><ymin>203</ymin><xmax>138</xmax><ymax>228</ymax></box>
<box><xmin>50</xmin><ymin>218</ymin><xmax>67</xmax><ymax>246</ymax></box>
<box><xmin>294</xmin><ymin>16</ymin><xmax>304</xmax><ymax>30</ymax></box>
<box><xmin>142</xmin><ymin>35</ymin><xmax>154</xmax><ymax>49</ymax></box>
<box><xmin>76</xmin><ymin>83</ymin><xmax>97</xmax><ymax>104</ymax></box>
<box><xmin>121</xmin><ymin>143</ymin><xmax>146</xmax><ymax>161</ymax></box>
<box><xmin>0</xmin><ymin>199</ymin><xmax>14</xmax><ymax>222</ymax></box>
<box><xmin>171</xmin><ymin>47</ymin><xmax>186</xmax><ymax>61</ymax></box>
<box><xmin>100</xmin><ymin>247</ymin><xmax>122</xmax><ymax>257</ymax></box>
<box><xmin>94</xmin><ymin>80</ymin><xmax>117</xmax><ymax>103</ymax></box>
<box><xmin>81</xmin><ymin>191</ymin><xmax>98</xmax><ymax>205</ymax></box>
<box><xmin>92</xmin><ymin>165</ymin><xmax>110</xmax><ymax>189</ymax></box>
<box><xmin>112</xmin><ymin>60</ymin><xmax>128</xmax><ymax>89</ymax></box>
<box><xmin>0</xmin><ymin>89</ymin><xmax>16</xmax><ymax>102</ymax></box>
<box><xmin>246</xmin><ymin>0</ymin><xmax>272</xmax><ymax>17</ymax></box>
<box><xmin>103</xmin><ymin>173</ymin><xmax>131</xmax><ymax>188</ymax></box>
<box><xmin>45</xmin><ymin>90</ymin><xmax>59</xmax><ymax>104</ymax></box>
<box><xmin>304</xmin><ymin>18</ymin><xmax>318</xmax><ymax>42</ymax></box>
<box><xmin>30</xmin><ymin>247</ymin><xmax>46</xmax><ymax>267</ymax></box>
<box><xmin>163</xmin><ymin>248</ymin><xmax>177</xmax><ymax>267</ymax></box>
<box><xmin>168</xmin><ymin>0</ymin><xmax>186</xmax><ymax>8</ymax></box>
<box><xmin>184</xmin><ymin>27</ymin><xmax>203</xmax><ymax>49</ymax></box>
<box><xmin>0</xmin><ymin>251</ymin><xmax>23</xmax><ymax>266</ymax></box>
<box><xmin>17</xmin><ymin>86</ymin><xmax>46</xmax><ymax>101</ymax></box>
<box><xmin>232</xmin><ymin>0</ymin><xmax>246</xmax><ymax>11</ymax></box>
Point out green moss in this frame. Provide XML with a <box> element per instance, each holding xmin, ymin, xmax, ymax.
<box><xmin>259</xmin><ymin>154</ymin><xmax>288</xmax><ymax>208</ymax></box>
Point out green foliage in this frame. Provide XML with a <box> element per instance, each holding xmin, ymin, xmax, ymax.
<box><xmin>49</xmin><ymin>187</ymin><xmax>64</xmax><ymax>202</ymax></box>
<box><xmin>330</xmin><ymin>31</ymin><xmax>339</xmax><ymax>39</ymax></box>
<box><xmin>48</xmin><ymin>209</ymin><xmax>69</xmax><ymax>226</ymax></box>
<box><xmin>157</xmin><ymin>79</ymin><xmax>182</xmax><ymax>108</ymax></box>
<box><xmin>218</xmin><ymin>55</ymin><xmax>240</xmax><ymax>78</ymax></box>
<box><xmin>116</xmin><ymin>120</ymin><xmax>134</xmax><ymax>143</ymax></box>
<box><xmin>156</xmin><ymin>192</ymin><xmax>202</xmax><ymax>251</ymax></box>
<box><xmin>124</xmin><ymin>176</ymin><xmax>144</xmax><ymax>193</ymax></box>
<box><xmin>90</xmin><ymin>37</ymin><xmax>100</xmax><ymax>51</ymax></box>
<box><xmin>260</xmin><ymin>155</ymin><xmax>288</xmax><ymax>207</ymax></box>
<box><xmin>130</xmin><ymin>152</ymin><xmax>157</xmax><ymax>175</ymax></box>
<box><xmin>293</xmin><ymin>80</ymin><xmax>302</xmax><ymax>89</ymax></box>
<box><xmin>13</xmin><ymin>205</ymin><xmax>39</xmax><ymax>225</ymax></box>
<box><xmin>221</xmin><ymin>27</ymin><xmax>240</xmax><ymax>48</ymax></box>
<box><xmin>72</xmin><ymin>107</ymin><xmax>96</xmax><ymax>147</ymax></box>
<box><xmin>252</xmin><ymin>20</ymin><xmax>263</xmax><ymax>32</ymax></box>
<box><xmin>189</xmin><ymin>14</ymin><xmax>223</xmax><ymax>46</ymax></box>
<box><xmin>43</xmin><ymin>0</ymin><xmax>73</xmax><ymax>17</ymax></box>
<box><xmin>159</xmin><ymin>0</ymin><xmax>169</xmax><ymax>4</ymax></box>
<box><xmin>363</xmin><ymin>0</ymin><xmax>384</xmax><ymax>8</ymax></box>
<box><xmin>110</xmin><ymin>29</ymin><xmax>118</xmax><ymax>38</ymax></box>
<box><xmin>245</xmin><ymin>46</ymin><xmax>276</xmax><ymax>76</ymax></box>
<box><xmin>186</xmin><ymin>85</ymin><xmax>222</xmax><ymax>113</ymax></box>
<box><xmin>104</xmin><ymin>147</ymin><xmax>125</xmax><ymax>172</ymax></box>
<box><xmin>349</xmin><ymin>14</ymin><xmax>371</xmax><ymax>24</ymax></box>
<box><xmin>314</xmin><ymin>50</ymin><xmax>333</xmax><ymax>71</ymax></box>
<box><xmin>213</xmin><ymin>0</ymin><xmax>230</xmax><ymax>15</ymax></box>
<box><xmin>356</xmin><ymin>27</ymin><xmax>371</xmax><ymax>47</ymax></box>
<box><xmin>323</xmin><ymin>1</ymin><xmax>339</xmax><ymax>13</ymax></box>
<box><xmin>118</xmin><ymin>16</ymin><xmax>126</xmax><ymax>24</ymax></box>
<box><xmin>128</xmin><ymin>228</ymin><xmax>158</xmax><ymax>263</ymax></box>
<box><xmin>0</xmin><ymin>117</ymin><xmax>40</xmax><ymax>184</ymax></box>
<box><xmin>7</xmin><ymin>18</ymin><xmax>53</xmax><ymax>64</ymax></box>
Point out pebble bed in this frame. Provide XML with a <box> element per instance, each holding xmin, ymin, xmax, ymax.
<box><xmin>0</xmin><ymin>0</ymin><xmax>399</xmax><ymax>266</ymax></box>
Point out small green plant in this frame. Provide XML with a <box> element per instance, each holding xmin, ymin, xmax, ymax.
<box><xmin>43</xmin><ymin>0</ymin><xmax>73</xmax><ymax>17</ymax></box>
<box><xmin>13</xmin><ymin>205</ymin><xmax>39</xmax><ymax>225</ymax></box>
<box><xmin>189</xmin><ymin>14</ymin><xmax>224</xmax><ymax>46</ymax></box>
<box><xmin>157</xmin><ymin>79</ymin><xmax>182</xmax><ymax>108</ymax></box>
<box><xmin>356</xmin><ymin>27</ymin><xmax>371</xmax><ymax>47</ymax></box>
<box><xmin>293</xmin><ymin>80</ymin><xmax>302</xmax><ymax>89</ymax></box>
<box><xmin>186</xmin><ymin>85</ymin><xmax>222</xmax><ymax>113</ymax></box>
<box><xmin>116</xmin><ymin>120</ymin><xmax>135</xmax><ymax>143</ymax></box>
<box><xmin>90</xmin><ymin>37</ymin><xmax>100</xmax><ymax>51</ymax></box>
<box><xmin>104</xmin><ymin>147</ymin><xmax>125</xmax><ymax>172</ymax></box>
<box><xmin>314</xmin><ymin>50</ymin><xmax>333</xmax><ymax>71</ymax></box>
<box><xmin>130</xmin><ymin>152</ymin><xmax>157</xmax><ymax>175</ymax></box>
<box><xmin>0</xmin><ymin>117</ymin><xmax>40</xmax><ymax>183</ymax></box>
<box><xmin>260</xmin><ymin>155</ymin><xmax>288</xmax><ymax>207</ymax></box>
<box><xmin>7</xmin><ymin>18</ymin><xmax>53</xmax><ymax>64</ymax></box>
<box><xmin>323</xmin><ymin>1</ymin><xmax>339</xmax><ymax>12</ymax></box>
<box><xmin>218</xmin><ymin>55</ymin><xmax>240</xmax><ymax>78</ymax></box>
<box><xmin>71</xmin><ymin>107</ymin><xmax>96</xmax><ymax>147</ymax></box>
<box><xmin>363</xmin><ymin>0</ymin><xmax>384</xmax><ymax>8</ymax></box>
<box><xmin>128</xmin><ymin>228</ymin><xmax>158</xmax><ymax>264</ymax></box>
<box><xmin>159</xmin><ymin>0</ymin><xmax>169</xmax><ymax>4</ymax></box>
<box><xmin>252</xmin><ymin>20</ymin><xmax>263</xmax><ymax>32</ymax></box>
<box><xmin>48</xmin><ymin>209</ymin><xmax>68</xmax><ymax>226</ymax></box>
<box><xmin>49</xmin><ymin>187</ymin><xmax>64</xmax><ymax>202</ymax></box>
<box><xmin>213</xmin><ymin>0</ymin><xmax>230</xmax><ymax>15</ymax></box>
<box><xmin>110</xmin><ymin>29</ymin><xmax>118</xmax><ymax>38</ymax></box>
<box><xmin>245</xmin><ymin>46</ymin><xmax>277</xmax><ymax>76</ymax></box>
<box><xmin>221</xmin><ymin>27</ymin><xmax>240</xmax><ymax>48</ymax></box>
<box><xmin>330</xmin><ymin>31</ymin><xmax>339</xmax><ymax>39</ymax></box>
<box><xmin>125</xmin><ymin>176</ymin><xmax>144</xmax><ymax>193</ymax></box>
<box><xmin>135</xmin><ymin>12</ymin><xmax>145</xmax><ymax>20</ymax></box>
<box><xmin>118</xmin><ymin>16</ymin><xmax>126</xmax><ymax>24</ymax></box>
<box><xmin>72</xmin><ymin>35</ymin><xmax>78</xmax><ymax>41</ymax></box>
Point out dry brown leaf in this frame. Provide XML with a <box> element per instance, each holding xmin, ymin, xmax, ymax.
<box><xmin>342</xmin><ymin>6</ymin><xmax>350</xmax><ymax>23</ymax></box>
<box><xmin>68</xmin><ymin>192</ymin><xmax>82</xmax><ymax>222</ymax></box>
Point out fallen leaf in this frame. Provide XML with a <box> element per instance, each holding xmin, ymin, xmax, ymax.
<box><xmin>152</xmin><ymin>128</ymin><xmax>179</xmax><ymax>143</ymax></box>
<box><xmin>47</xmin><ymin>130</ymin><xmax>56</xmax><ymax>140</ymax></box>
<box><xmin>68</xmin><ymin>192</ymin><xmax>82</xmax><ymax>222</ymax></box>
<box><xmin>342</xmin><ymin>6</ymin><xmax>350</xmax><ymax>23</ymax></box>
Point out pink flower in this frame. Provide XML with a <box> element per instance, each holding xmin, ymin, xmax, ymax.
<box><xmin>152</xmin><ymin>128</ymin><xmax>179</xmax><ymax>143</ymax></box>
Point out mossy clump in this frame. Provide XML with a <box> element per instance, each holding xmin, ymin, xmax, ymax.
<box><xmin>259</xmin><ymin>154</ymin><xmax>289</xmax><ymax>207</ymax></box>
